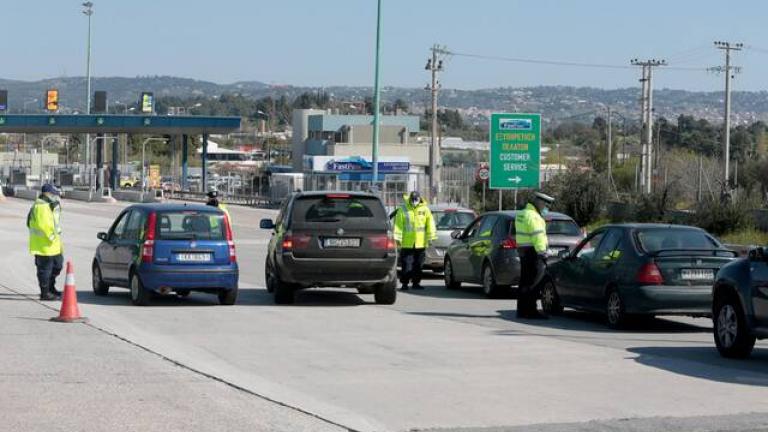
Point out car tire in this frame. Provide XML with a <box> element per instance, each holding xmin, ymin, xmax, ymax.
<box><xmin>130</xmin><ymin>272</ymin><xmax>151</xmax><ymax>306</ymax></box>
<box><xmin>374</xmin><ymin>279</ymin><xmax>397</xmax><ymax>305</ymax></box>
<box><xmin>274</xmin><ymin>277</ymin><xmax>295</xmax><ymax>305</ymax></box>
<box><xmin>444</xmin><ymin>258</ymin><xmax>461</xmax><ymax>290</ymax></box>
<box><xmin>265</xmin><ymin>269</ymin><xmax>275</xmax><ymax>293</ymax></box>
<box><xmin>541</xmin><ymin>280</ymin><xmax>564</xmax><ymax>315</ymax></box>
<box><xmin>714</xmin><ymin>293</ymin><xmax>756</xmax><ymax>359</ymax></box>
<box><xmin>218</xmin><ymin>286</ymin><xmax>238</xmax><ymax>306</ymax></box>
<box><xmin>482</xmin><ymin>264</ymin><xmax>505</xmax><ymax>299</ymax></box>
<box><xmin>92</xmin><ymin>263</ymin><xmax>109</xmax><ymax>296</ymax></box>
<box><xmin>605</xmin><ymin>289</ymin><xmax>627</xmax><ymax>329</ymax></box>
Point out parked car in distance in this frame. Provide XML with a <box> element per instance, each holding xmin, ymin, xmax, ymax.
<box><xmin>443</xmin><ymin>211</ymin><xmax>583</xmax><ymax>298</ymax></box>
<box><xmin>261</xmin><ymin>191</ymin><xmax>398</xmax><ymax>305</ymax></box>
<box><xmin>92</xmin><ymin>203</ymin><xmax>239</xmax><ymax>306</ymax></box>
<box><xmin>544</xmin><ymin>224</ymin><xmax>737</xmax><ymax>328</ymax></box>
<box><xmin>711</xmin><ymin>246</ymin><xmax>768</xmax><ymax>358</ymax></box>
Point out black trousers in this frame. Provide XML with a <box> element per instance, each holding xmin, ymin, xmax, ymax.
<box><xmin>518</xmin><ymin>247</ymin><xmax>546</xmax><ymax>315</ymax></box>
<box><xmin>35</xmin><ymin>254</ymin><xmax>63</xmax><ymax>296</ymax></box>
<box><xmin>399</xmin><ymin>248</ymin><xmax>425</xmax><ymax>286</ymax></box>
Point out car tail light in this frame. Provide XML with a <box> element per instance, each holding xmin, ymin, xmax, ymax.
<box><xmin>371</xmin><ymin>234</ymin><xmax>396</xmax><ymax>251</ymax></box>
<box><xmin>142</xmin><ymin>211</ymin><xmax>157</xmax><ymax>263</ymax></box>
<box><xmin>282</xmin><ymin>233</ymin><xmax>311</xmax><ymax>251</ymax></box>
<box><xmin>636</xmin><ymin>262</ymin><xmax>664</xmax><ymax>285</ymax></box>
<box><xmin>223</xmin><ymin>214</ymin><xmax>237</xmax><ymax>263</ymax></box>
<box><xmin>501</xmin><ymin>236</ymin><xmax>517</xmax><ymax>250</ymax></box>
<box><xmin>325</xmin><ymin>193</ymin><xmax>350</xmax><ymax>199</ymax></box>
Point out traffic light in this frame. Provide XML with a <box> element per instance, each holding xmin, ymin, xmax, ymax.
<box><xmin>94</xmin><ymin>91</ymin><xmax>107</xmax><ymax>113</ymax></box>
<box><xmin>46</xmin><ymin>89</ymin><xmax>59</xmax><ymax>112</ymax></box>
<box><xmin>0</xmin><ymin>90</ymin><xmax>7</xmax><ymax>111</ymax></box>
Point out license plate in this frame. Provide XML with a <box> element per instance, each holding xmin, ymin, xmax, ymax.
<box><xmin>680</xmin><ymin>269</ymin><xmax>714</xmax><ymax>281</ymax></box>
<box><xmin>176</xmin><ymin>253</ymin><xmax>211</xmax><ymax>262</ymax></box>
<box><xmin>323</xmin><ymin>238</ymin><xmax>360</xmax><ymax>248</ymax></box>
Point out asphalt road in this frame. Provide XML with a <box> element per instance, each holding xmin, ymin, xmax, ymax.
<box><xmin>1</xmin><ymin>197</ymin><xmax>767</xmax><ymax>432</ymax></box>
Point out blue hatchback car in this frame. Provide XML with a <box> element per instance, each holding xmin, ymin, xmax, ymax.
<box><xmin>92</xmin><ymin>203</ymin><xmax>239</xmax><ymax>306</ymax></box>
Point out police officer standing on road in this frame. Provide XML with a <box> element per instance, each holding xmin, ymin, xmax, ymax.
<box><xmin>206</xmin><ymin>190</ymin><xmax>230</xmax><ymax>220</ymax></box>
<box><xmin>393</xmin><ymin>191</ymin><xmax>436</xmax><ymax>291</ymax></box>
<box><xmin>515</xmin><ymin>192</ymin><xmax>555</xmax><ymax>319</ymax></box>
<box><xmin>27</xmin><ymin>184</ymin><xmax>63</xmax><ymax>301</ymax></box>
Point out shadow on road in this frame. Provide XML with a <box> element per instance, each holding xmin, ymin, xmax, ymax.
<box><xmin>627</xmin><ymin>346</ymin><xmax>768</xmax><ymax>386</ymax></box>
<box><xmin>495</xmin><ymin>309</ymin><xmax>710</xmax><ymax>334</ymax></box>
<box><xmin>402</xmin><ymin>284</ymin><xmax>518</xmax><ymax>300</ymax></box>
<box><xmin>76</xmin><ymin>287</ymin><xmax>369</xmax><ymax>308</ymax></box>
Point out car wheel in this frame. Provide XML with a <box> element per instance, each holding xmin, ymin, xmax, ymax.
<box><xmin>176</xmin><ymin>290</ymin><xmax>190</xmax><ymax>298</ymax></box>
<box><xmin>273</xmin><ymin>277</ymin><xmax>295</xmax><ymax>305</ymax></box>
<box><xmin>130</xmin><ymin>272</ymin><xmax>151</xmax><ymax>306</ymax></box>
<box><xmin>265</xmin><ymin>267</ymin><xmax>275</xmax><ymax>293</ymax></box>
<box><xmin>218</xmin><ymin>286</ymin><xmax>238</xmax><ymax>306</ymax></box>
<box><xmin>714</xmin><ymin>294</ymin><xmax>756</xmax><ymax>359</ymax></box>
<box><xmin>541</xmin><ymin>280</ymin><xmax>563</xmax><ymax>315</ymax></box>
<box><xmin>444</xmin><ymin>258</ymin><xmax>461</xmax><ymax>290</ymax></box>
<box><xmin>374</xmin><ymin>279</ymin><xmax>397</xmax><ymax>305</ymax></box>
<box><xmin>92</xmin><ymin>263</ymin><xmax>109</xmax><ymax>296</ymax></box>
<box><xmin>482</xmin><ymin>264</ymin><xmax>505</xmax><ymax>299</ymax></box>
<box><xmin>605</xmin><ymin>289</ymin><xmax>627</xmax><ymax>329</ymax></box>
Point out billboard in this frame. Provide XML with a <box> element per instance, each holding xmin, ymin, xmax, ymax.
<box><xmin>94</xmin><ymin>91</ymin><xmax>107</xmax><ymax>113</ymax></box>
<box><xmin>46</xmin><ymin>89</ymin><xmax>59</xmax><ymax>112</ymax></box>
<box><xmin>140</xmin><ymin>92</ymin><xmax>154</xmax><ymax>114</ymax></box>
<box><xmin>0</xmin><ymin>90</ymin><xmax>7</xmax><ymax>111</ymax></box>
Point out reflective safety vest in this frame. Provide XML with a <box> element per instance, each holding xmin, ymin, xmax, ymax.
<box><xmin>210</xmin><ymin>203</ymin><xmax>230</xmax><ymax>231</ymax></box>
<box><xmin>393</xmin><ymin>195</ymin><xmax>436</xmax><ymax>249</ymax></box>
<box><xmin>515</xmin><ymin>203</ymin><xmax>547</xmax><ymax>253</ymax></box>
<box><xmin>28</xmin><ymin>198</ymin><xmax>63</xmax><ymax>256</ymax></box>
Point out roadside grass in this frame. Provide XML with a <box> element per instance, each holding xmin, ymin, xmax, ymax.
<box><xmin>720</xmin><ymin>227</ymin><xmax>768</xmax><ymax>246</ymax></box>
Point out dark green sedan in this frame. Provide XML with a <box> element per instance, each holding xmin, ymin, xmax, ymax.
<box><xmin>543</xmin><ymin>224</ymin><xmax>737</xmax><ymax>328</ymax></box>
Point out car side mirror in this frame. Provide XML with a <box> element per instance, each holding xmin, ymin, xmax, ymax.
<box><xmin>259</xmin><ymin>218</ymin><xmax>275</xmax><ymax>230</ymax></box>
<box><xmin>97</xmin><ymin>232</ymin><xmax>108</xmax><ymax>241</ymax></box>
<box><xmin>451</xmin><ymin>230</ymin><xmax>462</xmax><ymax>240</ymax></box>
<box><xmin>557</xmin><ymin>249</ymin><xmax>571</xmax><ymax>260</ymax></box>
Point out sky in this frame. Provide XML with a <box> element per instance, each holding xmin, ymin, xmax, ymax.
<box><xmin>5</xmin><ymin>0</ymin><xmax>768</xmax><ymax>92</ymax></box>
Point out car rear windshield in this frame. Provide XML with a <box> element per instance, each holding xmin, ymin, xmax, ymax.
<box><xmin>156</xmin><ymin>211</ymin><xmax>225</xmax><ymax>240</ymax></box>
<box><xmin>434</xmin><ymin>211</ymin><xmax>475</xmax><ymax>230</ymax></box>
<box><xmin>547</xmin><ymin>219</ymin><xmax>581</xmax><ymax>236</ymax></box>
<box><xmin>292</xmin><ymin>195</ymin><xmax>387</xmax><ymax>227</ymax></box>
<box><xmin>636</xmin><ymin>228</ymin><xmax>720</xmax><ymax>253</ymax></box>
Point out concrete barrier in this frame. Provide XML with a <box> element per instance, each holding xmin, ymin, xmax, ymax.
<box><xmin>14</xmin><ymin>188</ymin><xmax>39</xmax><ymax>201</ymax></box>
<box><xmin>66</xmin><ymin>189</ymin><xmax>94</xmax><ymax>202</ymax></box>
<box><xmin>112</xmin><ymin>190</ymin><xmax>162</xmax><ymax>203</ymax></box>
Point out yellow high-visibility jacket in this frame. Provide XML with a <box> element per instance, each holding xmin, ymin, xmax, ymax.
<box><xmin>393</xmin><ymin>195</ymin><xmax>436</xmax><ymax>249</ymax></box>
<box><xmin>515</xmin><ymin>203</ymin><xmax>548</xmax><ymax>254</ymax></box>
<box><xmin>28</xmin><ymin>198</ymin><xmax>62</xmax><ymax>256</ymax></box>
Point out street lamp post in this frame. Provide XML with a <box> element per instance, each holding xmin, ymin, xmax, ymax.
<box><xmin>23</xmin><ymin>99</ymin><xmax>38</xmax><ymax>113</ymax></box>
<box><xmin>82</xmin><ymin>2</ymin><xmax>93</xmax><ymax>191</ymax></box>
<box><xmin>370</xmin><ymin>0</ymin><xmax>383</xmax><ymax>190</ymax></box>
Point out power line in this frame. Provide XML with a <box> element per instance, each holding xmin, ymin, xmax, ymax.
<box><xmin>446</xmin><ymin>50</ymin><xmax>707</xmax><ymax>72</ymax></box>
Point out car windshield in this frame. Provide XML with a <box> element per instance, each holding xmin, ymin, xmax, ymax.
<box><xmin>547</xmin><ymin>219</ymin><xmax>581</xmax><ymax>236</ymax></box>
<box><xmin>636</xmin><ymin>228</ymin><xmax>719</xmax><ymax>253</ymax></box>
<box><xmin>293</xmin><ymin>195</ymin><xmax>386</xmax><ymax>225</ymax></box>
<box><xmin>433</xmin><ymin>211</ymin><xmax>475</xmax><ymax>230</ymax></box>
<box><xmin>156</xmin><ymin>211</ymin><xmax>225</xmax><ymax>240</ymax></box>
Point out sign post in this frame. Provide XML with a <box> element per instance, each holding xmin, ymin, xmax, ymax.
<box><xmin>489</xmin><ymin>113</ymin><xmax>542</xmax><ymax>207</ymax></box>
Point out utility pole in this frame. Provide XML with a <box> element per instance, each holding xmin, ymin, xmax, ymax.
<box><xmin>82</xmin><ymin>2</ymin><xmax>94</xmax><ymax>188</ymax></box>
<box><xmin>371</xmin><ymin>0</ymin><xmax>383</xmax><ymax>188</ymax></box>
<box><xmin>711</xmin><ymin>41</ymin><xmax>743</xmax><ymax>189</ymax></box>
<box><xmin>631</xmin><ymin>59</ymin><xmax>666</xmax><ymax>194</ymax></box>
<box><xmin>606</xmin><ymin>106</ymin><xmax>612</xmax><ymax>180</ymax></box>
<box><xmin>426</xmin><ymin>44</ymin><xmax>448</xmax><ymax>203</ymax></box>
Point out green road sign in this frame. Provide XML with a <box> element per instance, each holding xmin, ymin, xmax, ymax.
<box><xmin>489</xmin><ymin>113</ymin><xmax>541</xmax><ymax>189</ymax></box>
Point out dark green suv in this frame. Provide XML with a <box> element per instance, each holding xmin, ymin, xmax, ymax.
<box><xmin>712</xmin><ymin>247</ymin><xmax>768</xmax><ymax>358</ymax></box>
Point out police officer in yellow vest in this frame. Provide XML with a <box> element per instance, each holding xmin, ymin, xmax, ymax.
<box><xmin>515</xmin><ymin>192</ymin><xmax>555</xmax><ymax>319</ymax></box>
<box><xmin>206</xmin><ymin>189</ymin><xmax>230</xmax><ymax>220</ymax></box>
<box><xmin>393</xmin><ymin>191</ymin><xmax>436</xmax><ymax>291</ymax></box>
<box><xmin>27</xmin><ymin>184</ymin><xmax>64</xmax><ymax>301</ymax></box>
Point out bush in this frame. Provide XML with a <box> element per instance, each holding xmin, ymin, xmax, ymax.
<box><xmin>543</xmin><ymin>169</ymin><xmax>609</xmax><ymax>226</ymax></box>
<box><xmin>691</xmin><ymin>197</ymin><xmax>751</xmax><ymax>236</ymax></box>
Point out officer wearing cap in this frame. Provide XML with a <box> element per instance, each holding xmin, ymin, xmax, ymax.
<box><xmin>515</xmin><ymin>191</ymin><xmax>555</xmax><ymax>319</ymax></box>
<box><xmin>27</xmin><ymin>184</ymin><xmax>63</xmax><ymax>301</ymax></box>
<box><xmin>206</xmin><ymin>189</ymin><xmax>230</xmax><ymax>221</ymax></box>
<box><xmin>393</xmin><ymin>191</ymin><xmax>436</xmax><ymax>290</ymax></box>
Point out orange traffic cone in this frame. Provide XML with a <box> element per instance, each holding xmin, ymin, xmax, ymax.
<box><xmin>51</xmin><ymin>261</ymin><xmax>88</xmax><ymax>323</ymax></box>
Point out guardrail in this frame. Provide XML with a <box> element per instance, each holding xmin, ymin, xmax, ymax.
<box><xmin>166</xmin><ymin>190</ymin><xmax>273</xmax><ymax>207</ymax></box>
